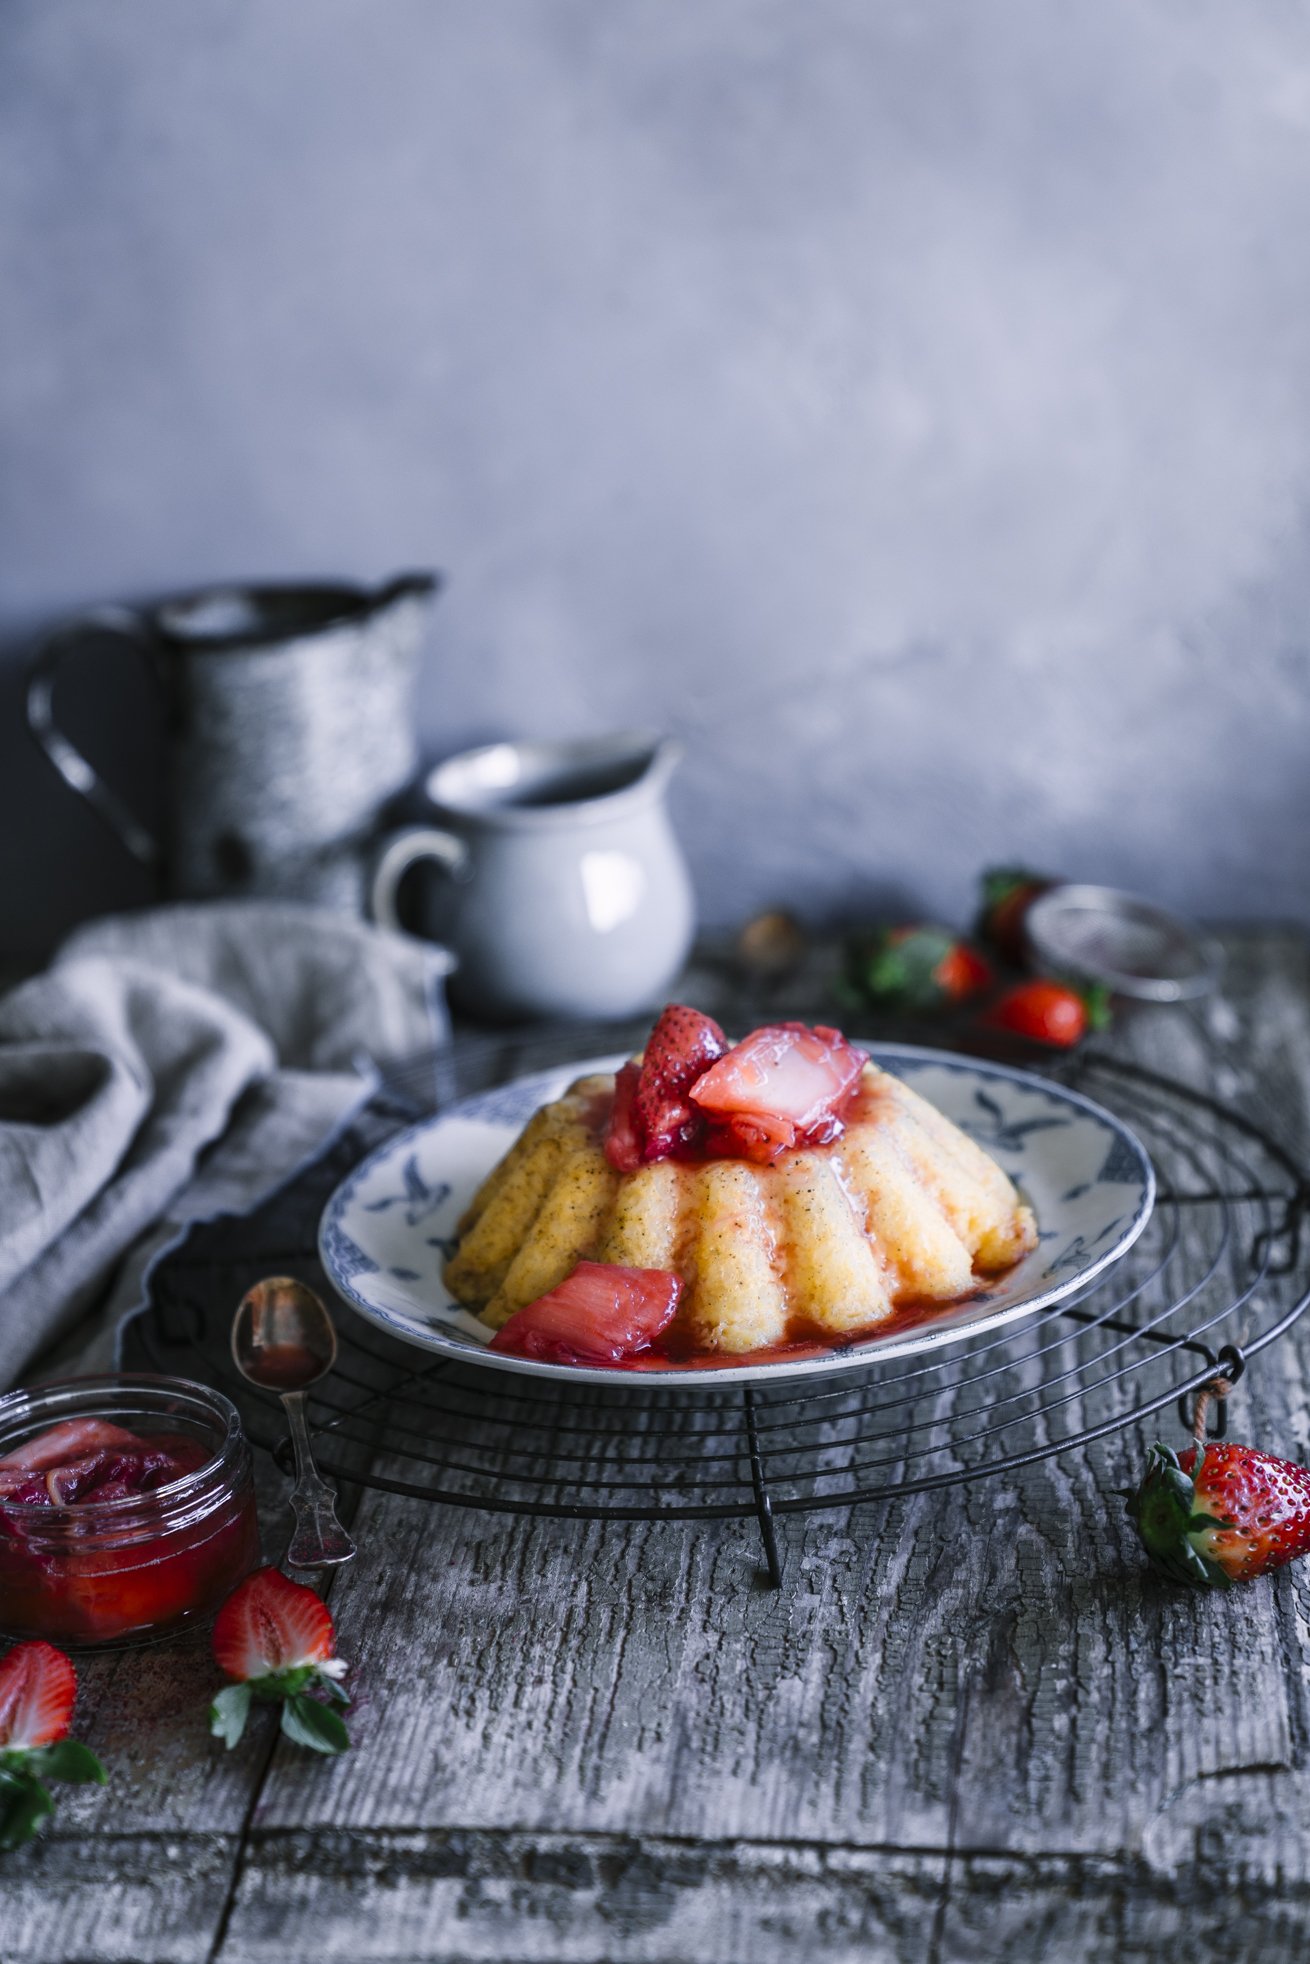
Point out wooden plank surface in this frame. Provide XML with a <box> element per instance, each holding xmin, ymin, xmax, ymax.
<box><xmin>4</xmin><ymin>928</ymin><xmax>1310</xmax><ymax>1964</ymax></box>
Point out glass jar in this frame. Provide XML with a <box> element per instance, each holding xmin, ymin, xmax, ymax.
<box><xmin>0</xmin><ymin>1374</ymin><xmax>260</xmax><ymax>1648</ymax></box>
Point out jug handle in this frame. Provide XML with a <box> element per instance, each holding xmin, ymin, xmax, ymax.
<box><xmin>26</xmin><ymin>607</ymin><xmax>161</xmax><ymax>867</ymax></box>
<box><xmin>370</xmin><ymin>826</ymin><xmax>470</xmax><ymax>932</ymax></box>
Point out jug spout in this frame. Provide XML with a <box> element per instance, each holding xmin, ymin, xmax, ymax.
<box><xmin>640</xmin><ymin>732</ymin><xmax>683</xmax><ymax>789</ymax></box>
<box><xmin>550</xmin><ymin>728</ymin><xmax>682</xmax><ymax>808</ymax></box>
<box><xmin>374</xmin><ymin>570</ymin><xmax>442</xmax><ymax>612</ymax></box>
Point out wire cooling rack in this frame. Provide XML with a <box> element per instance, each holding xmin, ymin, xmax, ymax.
<box><xmin>124</xmin><ymin>1027</ymin><xmax>1310</xmax><ymax>1585</ymax></box>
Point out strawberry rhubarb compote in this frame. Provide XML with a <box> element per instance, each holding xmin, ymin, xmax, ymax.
<box><xmin>0</xmin><ymin>1377</ymin><xmax>259</xmax><ymax>1648</ymax></box>
<box><xmin>490</xmin><ymin>1009</ymin><xmax>869</xmax><ymax>1368</ymax></box>
<box><xmin>604</xmin><ymin>1008</ymin><xmax>865</xmax><ymax>1172</ymax></box>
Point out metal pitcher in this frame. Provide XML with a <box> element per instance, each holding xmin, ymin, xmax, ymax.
<box><xmin>28</xmin><ymin>574</ymin><xmax>439</xmax><ymax>912</ymax></box>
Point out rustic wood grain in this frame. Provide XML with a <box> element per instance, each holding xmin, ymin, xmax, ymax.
<box><xmin>4</xmin><ymin>928</ymin><xmax>1310</xmax><ymax>1964</ymax></box>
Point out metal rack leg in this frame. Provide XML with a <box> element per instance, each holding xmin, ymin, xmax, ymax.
<box><xmin>744</xmin><ymin>1388</ymin><xmax>783</xmax><ymax>1588</ymax></box>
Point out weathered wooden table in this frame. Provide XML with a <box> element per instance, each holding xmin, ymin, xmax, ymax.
<box><xmin>5</xmin><ymin>928</ymin><xmax>1310</xmax><ymax>1964</ymax></box>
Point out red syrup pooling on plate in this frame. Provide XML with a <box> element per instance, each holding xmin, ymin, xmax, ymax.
<box><xmin>619</xmin><ymin>1285</ymin><xmax>1003</xmax><ymax>1371</ymax></box>
<box><xmin>0</xmin><ymin>1414</ymin><xmax>260</xmax><ymax>1647</ymax></box>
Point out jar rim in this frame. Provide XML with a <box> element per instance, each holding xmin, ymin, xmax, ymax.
<box><xmin>0</xmin><ymin>1372</ymin><xmax>243</xmax><ymax>1516</ymax></box>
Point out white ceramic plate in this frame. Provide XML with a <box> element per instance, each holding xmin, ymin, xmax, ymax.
<box><xmin>318</xmin><ymin>1045</ymin><xmax>1155</xmax><ymax>1388</ymax></box>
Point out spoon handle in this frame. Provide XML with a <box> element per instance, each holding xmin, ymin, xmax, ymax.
<box><xmin>280</xmin><ymin>1389</ymin><xmax>356</xmax><ymax>1568</ymax></box>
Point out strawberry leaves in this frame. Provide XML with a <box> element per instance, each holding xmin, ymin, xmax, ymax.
<box><xmin>0</xmin><ymin>1743</ymin><xmax>107</xmax><ymax>1853</ymax></box>
<box><xmin>208</xmin><ymin>1676</ymin><xmax>351</xmax><ymax>1756</ymax></box>
<box><xmin>0</xmin><ymin>1759</ymin><xmax>56</xmax><ymax>1855</ymax></box>
<box><xmin>279</xmin><ymin>1694</ymin><xmax>350</xmax><ymax>1756</ymax></box>
<box><xmin>0</xmin><ymin>1735</ymin><xmax>107</xmax><ymax>1852</ymax></box>
<box><xmin>209</xmin><ymin>1682</ymin><xmax>254</xmax><ymax>1749</ymax></box>
<box><xmin>1126</xmin><ymin>1442</ymin><xmax>1231</xmax><ymax>1589</ymax></box>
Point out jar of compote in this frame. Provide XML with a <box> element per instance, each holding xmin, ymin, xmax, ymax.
<box><xmin>0</xmin><ymin>1375</ymin><xmax>260</xmax><ymax>1647</ymax></box>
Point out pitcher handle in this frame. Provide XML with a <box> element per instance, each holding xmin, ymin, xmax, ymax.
<box><xmin>26</xmin><ymin>606</ymin><xmax>161</xmax><ymax>867</ymax></box>
<box><xmin>370</xmin><ymin>826</ymin><xmax>470</xmax><ymax>932</ymax></box>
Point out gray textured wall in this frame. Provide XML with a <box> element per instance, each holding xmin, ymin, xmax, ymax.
<box><xmin>2</xmin><ymin>1</ymin><xmax>1309</xmax><ymax>957</ymax></box>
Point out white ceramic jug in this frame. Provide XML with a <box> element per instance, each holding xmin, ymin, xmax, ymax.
<box><xmin>370</xmin><ymin>732</ymin><xmax>696</xmax><ymax>1021</ymax></box>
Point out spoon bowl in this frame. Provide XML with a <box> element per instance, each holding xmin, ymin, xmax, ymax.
<box><xmin>232</xmin><ymin>1275</ymin><xmax>339</xmax><ymax>1391</ymax></box>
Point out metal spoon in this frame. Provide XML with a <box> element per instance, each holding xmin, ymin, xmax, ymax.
<box><xmin>231</xmin><ymin>1276</ymin><xmax>356</xmax><ymax>1569</ymax></box>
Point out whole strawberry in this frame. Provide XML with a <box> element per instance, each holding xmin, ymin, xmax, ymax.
<box><xmin>1128</xmin><ymin>1439</ymin><xmax>1310</xmax><ymax>1587</ymax></box>
<box><xmin>976</xmin><ymin>867</ymin><xmax>1054</xmax><ymax>967</ymax></box>
<box><xmin>210</xmin><ymin>1567</ymin><xmax>350</xmax><ymax>1753</ymax></box>
<box><xmin>846</xmin><ymin>926</ymin><xmax>993</xmax><ymax>1011</ymax></box>
<box><xmin>0</xmin><ymin>1640</ymin><xmax>106</xmax><ymax>1851</ymax></box>
<box><xmin>982</xmin><ymin>977</ymin><xmax>1111</xmax><ymax>1048</ymax></box>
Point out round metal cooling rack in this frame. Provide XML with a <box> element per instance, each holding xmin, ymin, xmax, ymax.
<box><xmin>125</xmin><ymin>1032</ymin><xmax>1310</xmax><ymax>1587</ymax></box>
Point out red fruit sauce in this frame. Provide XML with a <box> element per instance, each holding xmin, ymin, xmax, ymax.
<box><xmin>0</xmin><ymin>1381</ymin><xmax>260</xmax><ymax>1649</ymax></box>
<box><xmin>605</xmin><ymin>1014</ymin><xmax>866</xmax><ymax>1172</ymax></box>
<box><xmin>623</xmin><ymin>1285</ymin><xmax>998</xmax><ymax>1371</ymax></box>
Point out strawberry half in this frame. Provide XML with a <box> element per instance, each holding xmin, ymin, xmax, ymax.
<box><xmin>210</xmin><ymin>1567</ymin><xmax>350</xmax><ymax>1754</ymax></box>
<box><xmin>629</xmin><ymin>1005</ymin><xmax>728</xmax><ymax>1162</ymax></box>
<box><xmin>1128</xmin><ymin>1440</ymin><xmax>1310</xmax><ymax>1587</ymax></box>
<box><xmin>976</xmin><ymin>866</ymin><xmax>1054</xmax><ymax>966</ymax></box>
<box><xmin>490</xmin><ymin>1260</ymin><xmax>681</xmax><ymax>1366</ymax></box>
<box><xmin>0</xmin><ymin>1641</ymin><xmax>106</xmax><ymax>1851</ymax></box>
<box><xmin>689</xmin><ymin>1022</ymin><xmax>865</xmax><ymax>1164</ymax></box>
<box><xmin>0</xmin><ymin>1640</ymin><xmax>75</xmax><ymax>1750</ymax></box>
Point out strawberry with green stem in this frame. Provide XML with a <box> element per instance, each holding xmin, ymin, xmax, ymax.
<box><xmin>0</xmin><ymin>1640</ymin><xmax>106</xmax><ymax>1852</ymax></box>
<box><xmin>210</xmin><ymin>1567</ymin><xmax>350</xmax><ymax>1754</ymax></box>
<box><xmin>976</xmin><ymin>867</ymin><xmax>1054</xmax><ymax>967</ymax></box>
<box><xmin>1128</xmin><ymin>1381</ymin><xmax>1310</xmax><ymax>1587</ymax></box>
<box><xmin>845</xmin><ymin>926</ymin><xmax>993</xmax><ymax>1011</ymax></box>
<box><xmin>982</xmin><ymin>977</ymin><xmax>1112</xmax><ymax>1048</ymax></box>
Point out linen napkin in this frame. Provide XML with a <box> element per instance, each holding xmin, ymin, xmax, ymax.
<box><xmin>0</xmin><ymin>902</ymin><xmax>451</xmax><ymax>1391</ymax></box>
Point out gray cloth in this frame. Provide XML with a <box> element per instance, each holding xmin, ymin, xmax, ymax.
<box><xmin>0</xmin><ymin>903</ymin><xmax>451</xmax><ymax>1391</ymax></box>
